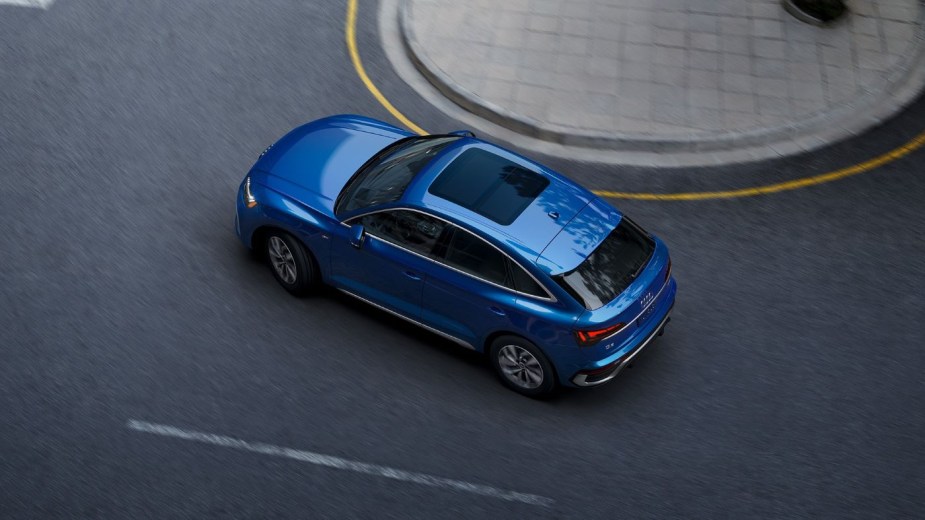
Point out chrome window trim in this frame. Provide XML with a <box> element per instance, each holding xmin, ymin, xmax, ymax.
<box><xmin>337</xmin><ymin>288</ymin><xmax>475</xmax><ymax>350</ymax></box>
<box><xmin>342</xmin><ymin>207</ymin><xmax>557</xmax><ymax>303</ymax></box>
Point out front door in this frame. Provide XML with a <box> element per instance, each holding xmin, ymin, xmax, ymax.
<box><xmin>331</xmin><ymin>209</ymin><xmax>447</xmax><ymax>321</ymax></box>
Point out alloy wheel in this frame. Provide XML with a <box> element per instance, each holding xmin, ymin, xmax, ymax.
<box><xmin>498</xmin><ymin>344</ymin><xmax>544</xmax><ymax>389</ymax></box>
<box><xmin>268</xmin><ymin>236</ymin><xmax>297</xmax><ymax>285</ymax></box>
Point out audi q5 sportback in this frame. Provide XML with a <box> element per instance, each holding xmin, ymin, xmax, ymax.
<box><xmin>235</xmin><ymin>115</ymin><xmax>676</xmax><ymax>397</ymax></box>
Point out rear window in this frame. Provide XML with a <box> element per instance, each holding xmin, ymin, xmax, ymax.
<box><xmin>554</xmin><ymin>218</ymin><xmax>655</xmax><ymax>310</ymax></box>
<box><xmin>428</xmin><ymin>149</ymin><xmax>549</xmax><ymax>225</ymax></box>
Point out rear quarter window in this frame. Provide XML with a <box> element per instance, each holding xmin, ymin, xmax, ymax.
<box><xmin>442</xmin><ymin>227</ymin><xmax>508</xmax><ymax>286</ymax></box>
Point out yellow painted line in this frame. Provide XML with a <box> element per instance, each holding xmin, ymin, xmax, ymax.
<box><xmin>346</xmin><ymin>0</ymin><xmax>427</xmax><ymax>135</ymax></box>
<box><xmin>594</xmin><ymin>129</ymin><xmax>925</xmax><ymax>201</ymax></box>
<box><xmin>344</xmin><ymin>0</ymin><xmax>924</xmax><ymax>200</ymax></box>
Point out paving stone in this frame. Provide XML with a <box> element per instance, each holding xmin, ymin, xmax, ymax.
<box><xmin>588</xmin><ymin>57</ymin><xmax>620</xmax><ymax>78</ymax></box>
<box><xmin>687</xmin><ymin>13</ymin><xmax>718</xmax><ymax>33</ymax></box>
<box><xmin>756</xmin><ymin>94</ymin><xmax>791</xmax><ymax>116</ymax></box>
<box><xmin>562</xmin><ymin>18</ymin><xmax>592</xmax><ymax>36</ymax></box>
<box><xmin>856</xmin><ymin>49</ymin><xmax>890</xmax><ymax>71</ymax></box>
<box><xmin>787</xmin><ymin>61</ymin><xmax>822</xmax><ymax>83</ymax></box>
<box><xmin>623</xmin><ymin>25</ymin><xmax>653</xmax><ymax>44</ymax></box>
<box><xmin>654</xmin><ymin>46</ymin><xmax>687</xmax><ymax>67</ymax></box>
<box><xmin>654</xmin><ymin>28</ymin><xmax>686</xmax><ymax>48</ymax></box>
<box><xmin>652</xmin><ymin>102</ymin><xmax>690</xmax><ymax>126</ymax></box>
<box><xmin>690</xmin><ymin>32</ymin><xmax>720</xmax><ymax>51</ymax></box>
<box><xmin>789</xmin><ymin>80</ymin><xmax>825</xmax><ymax>102</ymax></box>
<box><xmin>620</xmin><ymin>79</ymin><xmax>656</xmax><ymax>99</ymax></box>
<box><xmin>516</xmin><ymin>67</ymin><xmax>556</xmax><ymax>87</ymax></box>
<box><xmin>649</xmin><ymin>83</ymin><xmax>688</xmax><ymax>105</ymax></box>
<box><xmin>721</xmin><ymin>35</ymin><xmax>751</xmax><ymax>56</ymax></box>
<box><xmin>405</xmin><ymin>0</ymin><xmax>923</xmax><ymax>144</ymax></box>
<box><xmin>480</xmin><ymin>79</ymin><xmax>517</xmax><ymax>102</ymax></box>
<box><xmin>688</xmin><ymin>88</ymin><xmax>722</xmax><ymax>109</ymax></box>
<box><xmin>651</xmin><ymin>66</ymin><xmax>687</xmax><ymax>86</ymax></box>
<box><xmin>723</xmin><ymin>110</ymin><xmax>760</xmax><ymax>128</ymax></box>
<box><xmin>688</xmin><ymin>69</ymin><xmax>721</xmax><ymax>89</ymax></box>
<box><xmin>754</xmin><ymin>38</ymin><xmax>787</xmax><ymax>59</ymax></box>
<box><xmin>723</xmin><ymin>91</ymin><xmax>756</xmax><ymax>112</ymax></box>
<box><xmin>851</xmin><ymin>15</ymin><xmax>882</xmax><ymax>37</ymax></box>
<box><xmin>590</xmin><ymin>38</ymin><xmax>623</xmax><ymax>59</ymax></box>
<box><xmin>718</xmin><ymin>16</ymin><xmax>752</xmax><ymax>36</ymax></box>
<box><xmin>690</xmin><ymin>50</ymin><xmax>720</xmax><ymax>71</ymax></box>
<box><xmin>722</xmin><ymin>72</ymin><xmax>754</xmax><ymax>93</ymax></box>
<box><xmin>853</xmin><ymin>34</ymin><xmax>884</xmax><ymax>53</ymax></box>
<box><xmin>821</xmin><ymin>46</ymin><xmax>853</xmax><ymax>67</ymax></box>
<box><xmin>754</xmin><ymin>57</ymin><xmax>788</xmax><ymax>78</ymax></box>
<box><xmin>584</xmin><ymin>74</ymin><xmax>620</xmax><ymax>94</ymax></box>
<box><xmin>618</xmin><ymin>97</ymin><xmax>652</xmax><ymax>119</ymax></box>
<box><xmin>787</xmin><ymin>40</ymin><xmax>819</xmax><ymax>63</ymax></box>
<box><xmin>722</xmin><ymin>53</ymin><xmax>753</xmax><ymax>74</ymax></box>
<box><xmin>688</xmin><ymin>107</ymin><xmax>724</xmax><ymax>130</ymax></box>
<box><xmin>618</xmin><ymin>60</ymin><xmax>652</xmax><ymax>81</ymax></box>
<box><xmin>653</xmin><ymin>11</ymin><xmax>687</xmax><ymax>31</ymax></box>
<box><xmin>527</xmin><ymin>15</ymin><xmax>559</xmax><ymax>33</ymax></box>
<box><xmin>753</xmin><ymin>19</ymin><xmax>784</xmax><ymax>39</ymax></box>
<box><xmin>591</xmin><ymin>21</ymin><xmax>623</xmax><ymax>42</ymax></box>
<box><xmin>751</xmin><ymin>2</ymin><xmax>783</xmax><ymax>19</ymax></box>
<box><xmin>623</xmin><ymin>43</ymin><xmax>654</xmax><ymax>63</ymax></box>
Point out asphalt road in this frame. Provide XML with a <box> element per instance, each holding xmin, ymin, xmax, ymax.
<box><xmin>1</xmin><ymin>1</ymin><xmax>923</xmax><ymax>518</ymax></box>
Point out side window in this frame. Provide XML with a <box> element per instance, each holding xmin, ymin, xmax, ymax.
<box><xmin>352</xmin><ymin>210</ymin><xmax>446</xmax><ymax>257</ymax></box>
<box><xmin>508</xmin><ymin>260</ymin><xmax>548</xmax><ymax>298</ymax></box>
<box><xmin>442</xmin><ymin>227</ymin><xmax>509</xmax><ymax>286</ymax></box>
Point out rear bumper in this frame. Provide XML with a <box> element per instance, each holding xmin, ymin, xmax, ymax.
<box><xmin>571</xmin><ymin>307</ymin><xmax>672</xmax><ymax>386</ymax></box>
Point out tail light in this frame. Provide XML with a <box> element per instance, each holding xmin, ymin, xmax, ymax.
<box><xmin>574</xmin><ymin>322</ymin><xmax>627</xmax><ymax>347</ymax></box>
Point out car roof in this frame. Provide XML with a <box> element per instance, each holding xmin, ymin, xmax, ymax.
<box><xmin>401</xmin><ymin>138</ymin><xmax>613</xmax><ymax>272</ymax></box>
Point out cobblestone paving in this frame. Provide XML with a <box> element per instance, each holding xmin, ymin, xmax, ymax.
<box><xmin>406</xmin><ymin>0</ymin><xmax>922</xmax><ymax>138</ymax></box>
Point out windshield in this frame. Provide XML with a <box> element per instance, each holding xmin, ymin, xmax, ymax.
<box><xmin>554</xmin><ymin>218</ymin><xmax>655</xmax><ymax>310</ymax></box>
<box><xmin>336</xmin><ymin>136</ymin><xmax>459</xmax><ymax>215</ymax></box>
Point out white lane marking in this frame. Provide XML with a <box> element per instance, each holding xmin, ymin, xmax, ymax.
<box><xmin>0</xmin><ymin>0</ymin><xmax>55</xmax><ymax>8</ymax></box>
<box><xmin>126</xmin><ymin>419</ymin><xmax>554</xmax><ymax>507</ymax></box>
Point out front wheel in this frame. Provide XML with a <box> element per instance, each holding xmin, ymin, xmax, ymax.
<box><xmin>489</xmin><ymin>336</ymin><xmax>557</xmax><ymax>397</ymax></box>
<box><xmin>265</xmin><ymin>231</ymin><xmax>318</xmax><ymax>296</ymax></box>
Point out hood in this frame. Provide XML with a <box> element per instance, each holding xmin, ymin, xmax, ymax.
<box><xmin>253</xmin><ymin>115</ymin><xmax>412</xmax><ymax>214</ymax></box>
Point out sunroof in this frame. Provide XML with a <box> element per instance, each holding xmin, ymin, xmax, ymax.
<box><xmin>428</xmin><ymin>149</ymin><xmax>549</xmax><ymax>225</ymax></box>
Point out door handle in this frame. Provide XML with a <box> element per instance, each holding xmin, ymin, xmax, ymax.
<box><xmin>489</xmin><ymin>306</ymin><xmax>506</xmax><ymax>317</ymax></box>
<box><xmin>403</xmin><ymin>271</ymin><xmax>421</xmax><ymax>281</ymax></box>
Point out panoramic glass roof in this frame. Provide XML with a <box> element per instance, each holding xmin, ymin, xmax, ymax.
<box><xmin>428</xmin><ymin>149</ymin><xmax>549</xmax><ymax>225</ymax></box>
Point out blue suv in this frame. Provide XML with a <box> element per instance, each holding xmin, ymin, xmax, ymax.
<box><xmin>235</xmin><ymin>115</ymin><xmax>676</xmax><ymax>396</ymax></box>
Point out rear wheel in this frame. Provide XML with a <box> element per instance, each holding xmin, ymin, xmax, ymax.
<box><xmin>489</xmin><ymin>335</ymin><xmax>557</xmax><ymax>397</ymax></box>
<box><xmin>265</xmin><ymin>231</ymin><xmax>318</xmax><ymax>296</ymax></box>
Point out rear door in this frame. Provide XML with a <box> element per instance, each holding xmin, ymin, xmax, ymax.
<box><xmin>420</xmin><ymin>225</ymin><xmax>528</xmax><ymax>349</ymax></box>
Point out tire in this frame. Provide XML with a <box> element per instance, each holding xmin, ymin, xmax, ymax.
<box><xmin>489</xmin><ymin>335</ymin><xmax>557</xmax><ymax>397</ymax></box>
<box><xmin>265</xmin><ymin>231</ymin><xmax>318</xmax><ymax>296</ymax></box>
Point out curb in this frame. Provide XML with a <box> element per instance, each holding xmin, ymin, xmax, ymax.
<box><xmin>399</xmin><ymin>0</ymin><xmax>925</xmax><ymax>156</ymax></box>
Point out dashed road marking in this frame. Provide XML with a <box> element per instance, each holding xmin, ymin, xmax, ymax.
<box><xmin>0</xmin><ymin>0</ymin><xmax>55</xmax><ymax>8</ymax></box>
<box><xmin>344</xmin><ymin>0</ymin><xmax>925</xmax><ymax>201</ymax></box>
<box><xmin>126</xmin><ymin>419</ymin><xmax>554</xmax><ymax>507</ymax></box>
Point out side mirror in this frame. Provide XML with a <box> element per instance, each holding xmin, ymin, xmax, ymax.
<box><xmin>348</xmin><ymin>224</ymin><xmax>366</xmax><ymax>249</ymax></box>
<box><xmin>449</xmin><ymin>129</ymin><xmax>476</xmax><ymax>138</ymax></box>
